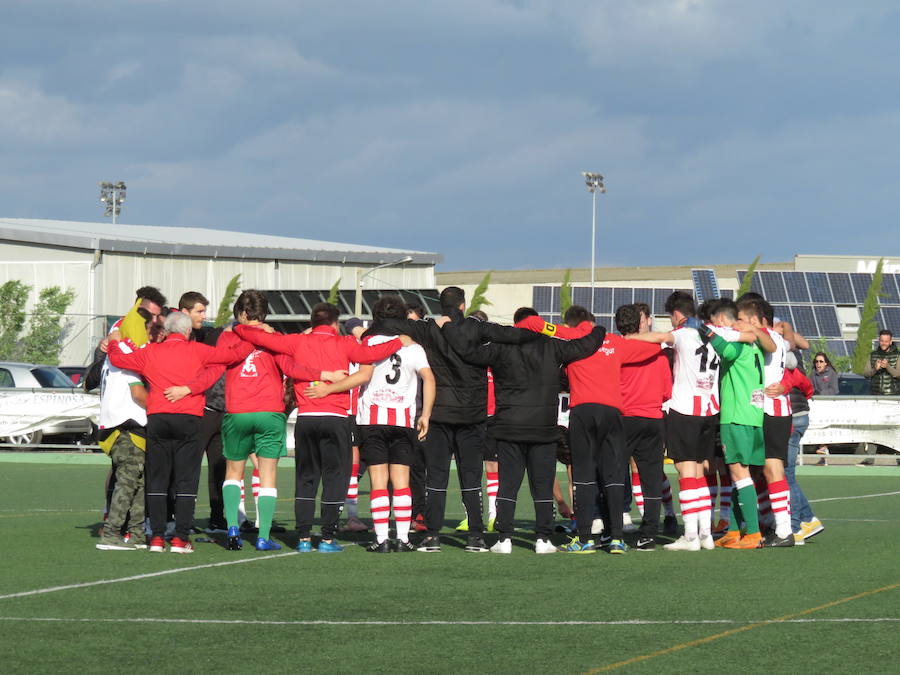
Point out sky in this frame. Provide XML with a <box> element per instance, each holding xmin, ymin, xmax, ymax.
<box><xmin>2</xmin><ymin>1</ymin><xmax>899</xmax><ymax>271</ymax></box>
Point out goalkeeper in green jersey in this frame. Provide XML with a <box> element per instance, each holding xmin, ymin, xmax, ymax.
<box><xmin>686</xmin><ymin>298</ymin><xmax>774</xmax><ymax>550</ymax></box>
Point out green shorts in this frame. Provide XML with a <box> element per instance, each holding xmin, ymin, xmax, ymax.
<box><xmin>720</xmin><ymin>423</ymin><xmax>765</xmax><ymax>467</ymax></box>
<box><xmin>222</xmin><ymin>412</ymin><xmax>287</xmax><ymax>461</ymax></box>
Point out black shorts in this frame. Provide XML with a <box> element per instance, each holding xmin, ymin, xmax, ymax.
<box><xmin>665</xmin><ymin>410</ymin><xmax>718</xmax><ymax>463</ymax></box>
<box><xmin>763</xmin><ymin>414</ymin><xmax>791</xmax><ymax>462</ymax></box>
<box><xmin>714</xmin><ymin>426</ymin><xmax>724</xmax><ymax>459</ymax></box>
<box><xmin>359</xmin><ymin>425</ymin><xmax>415</xmax><ymax>466</ymax></box>
<box><xmin>348</xmin><ymin>418</ymin><xmax>359</xmax><ymax>447</ymax></box>
<box><xmin>482</xmin><ymin>426</ymin><xmax>498</xmax><ymax>462</ymax></box>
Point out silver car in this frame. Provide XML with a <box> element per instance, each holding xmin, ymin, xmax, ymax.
<box><xmin>0</xmin><ymin>362</ymin><xmax>94</xmax><ymax>445</ymax></box>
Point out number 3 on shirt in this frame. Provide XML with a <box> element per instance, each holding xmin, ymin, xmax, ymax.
<box><xmin>386</xmin><ymin>353</ymin><xmax>402</xmax><ymax>384</ymax></box>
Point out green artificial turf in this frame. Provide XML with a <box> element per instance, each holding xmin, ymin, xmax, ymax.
<box><xmin>1</xmin><ymin>457</ymin><xmax>897</xmax><ymax>674</ymax></box>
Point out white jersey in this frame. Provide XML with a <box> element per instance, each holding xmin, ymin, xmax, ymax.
<box><xmin>668</xmin><ymin>326</ymin><xmax>720</xmax><ymax>417</ymax></box>
<box><xmin>356</xmin><ymin>335</ymin><xmax>429</xmax><ymax>428</ymax></box>
<box><xmin>98</xmin><ymin>358</ymin><xmax>147</xmax><ymax>429</ymax></box>
<box><xmin>763</xmin><ymin>327</ymin><xmax>791</xmax><ymax>417</ymax></box>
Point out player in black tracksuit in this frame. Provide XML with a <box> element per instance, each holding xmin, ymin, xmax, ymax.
<box><xmin>446</xmin><ymin>309</ymin><xmax>606</xmax><ymax>550</ymax></box>
<box><xmin>377</xmin><ymin>287</ymin><xmax>538</xmax><ymax>552</ymax></box>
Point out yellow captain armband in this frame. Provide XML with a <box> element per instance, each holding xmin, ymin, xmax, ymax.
<box><xmin>541</xmin><ymin>322</ymin><xmax>557</xmax><ymax>337</ymax></box>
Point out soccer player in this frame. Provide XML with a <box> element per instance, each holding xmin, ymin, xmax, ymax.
<box><xmin>686</xmin><ymin>299</ymin><xmax>770</xmax><ymax>550</ymax></box>
<box><xmin>353</xmin><ymin>295</ymin><xmax>435</xmax><ymax>553</ymax></box>
<box><xmin>235</xmin><ymin>303</ymin><xmax>409</xmax><ymax>553</ymax></box>
<box><xmin>446</xmin><ymin>307</ymin><xmax>606</xmax><ymax>554</ymax></box>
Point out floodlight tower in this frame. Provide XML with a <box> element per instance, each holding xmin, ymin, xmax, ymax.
<box><xmin>582</xmin><ymin>171</ymin><xmax>606</xmax><ymax>311</ymax></box>
<box><xmin>99</xmin><ymin>181</ymin><xmax>127</xmax><ymax>224</ymax></box>
<box><xmin>354</xmin><ymin>256</ymin><xmax>414</xmax><ymax>317</ymax></box>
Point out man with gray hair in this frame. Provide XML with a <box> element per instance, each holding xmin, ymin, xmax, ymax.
<box><xmin>108</xmin><ymin>311</ymin><xmax>252</xmax><ymax>553</ymax></box>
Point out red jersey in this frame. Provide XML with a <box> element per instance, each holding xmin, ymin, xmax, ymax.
<box><xmin>620</xmin><ymin>350</ymin><xmax>672</xmax><ymax>419</ymax></box>
<box><xmin>234</xmin><ymin>324</ymin><xmax>402</xmax><ymax>417</ymax></box>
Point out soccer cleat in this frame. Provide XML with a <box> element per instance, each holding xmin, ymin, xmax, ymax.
<box><xmin>96</xmin><ymin>535</ymin><xmax>136</xmax><ymax>551</ymax></box>
<box><xmin>255</xmin><ymin>538</ymin><xmax>282</xmax><ymax>551</ymax></box>
<box><xmin>664</xmin><ymin>535</ymin><xmax>700</xmax><ymax>552</ymax></box>
<box><xmin>699</xmin><ymin>535</ymin><xmax>716</xmax><ymax>551</ymax></box>
<box><xmin>608</xmin><ymin>539</ymin><xmax>628</xmax><ymax>554</ymax></box>
<box><xmin>465</xmin><ymin>535</ymin><xmax>489</xmax><ymax>553</ymax></box>
<box><xmin>711</xmin><ymin>518</ymin><xmax>730</xmax><ymax>534</ymax></box>
<box><xmin>535</xmin><ymin>539</ymin><xmax>556</xmax><ymax>554</ymax></box>
<box><xmin>205</xmin><ymin>518</ymin><xmax>228</xmax><ymax>534</ymax></box>
<box><xmin>714</xmin><ymin>531</ymin><xmax>742</xmax><ymax>548</ymax></box>
<box><xmin>634</xmin><ymin>537</ymin><xmax>656</xmax><ymax>551</ymax></box>
<box><xmin>557</xmin><ymin>536</ymin><xmax>596</xmax><ymax>554</ymax></box>
<box><xmin>597</xmin><ymin>534</ymin><xmax>612</xmax><ymax>549</ymax></box>
<box><xmin>269</xmin><ymin>523</ymin><xmax>287</xmax><ymax>533</ymax></box>
<box><xmin>490</xmin><ymin>538</ymin><xmax>512</xmax><ymax>554</ymax></box>
<box><xmin>239</xmin><ymin>521</ymin><xmax>259</xmax><ymax>534</ymax></box>
<box><xmin>486</xmin><ymin>516</ymin><xmax>496</xmax><ymax>533</ymax></box>
<box><xmin>455</xmin><ymin>517</ymin><xmax>469</xmax><ymax>532</ymax></box>
<box><xmin>762</xmin><ymin>532</ymin><xmax>795</xmax><ymax>548</ymax></box>
<box><xmin>343</xmin><ymin>516</ymin><xmax>369</xmax><ymax>532</ymax></box>
<box><xmin>148</xmin><ymin>536</ymin><xmax>166</xmax><ymax>553</ymax></box>
<box><xmin>393</xmin><ymin>540</ymin><xmax>416</xmax><ymax>553</ymax></box>
<box><xmin>225</xmin><ymin>526</ymin><xmax>243</xmax><ymax>551</ymax></box>
<box><xmin>413</xmin><ymin>513</ymin><xmax>428</xmax><ymax>532</ymax></box>
<box><xmin>622</xmin><ymin>513</ymin><xmax>638</xmax><ymax>534</ymax></box>
<box><xmin>295</xmin><ymin>539</ymin><xmax>313</xmax><ymax>553</ymax></box>
<box><xmin>800</xmin><ymin>518</ymin><xmax>824</xmax><ymax>540</ymax></box>
<box><xmin>793</xmin><ymin>533</ymin><xmax>806</xmax><ymax>546</ymax></box>
<box><xmin>662</xmin><ymin>515</ymin><xmax>678</xmax><ymax>536</ymax></box>
<box><xmin>169</xmin><ymin>537</ymin><xmax>194</xmax><ymax>554</ymax></box>
<box><xmin>416</xmin><ymin>536</ymin><xmax>441</xmax><ymax>552</ymax></box>
<box><xmin>366</xmin><ymin>539</ymin><xmax>392</xmax><ymax>553</ymax></box>
<box><xmin>590</xmin><ymin>518</ymin><xmax>604</xmax><ymax>535</ymax></box>
<box><xmin>318</xmin><ymin>540</ymin><xmax>343</xmax><ymax>553</ymax></box>
<box><xmin>723</xmin><ymin>532</ymin><xmax>762</xmax><ymax>549</ymax></box>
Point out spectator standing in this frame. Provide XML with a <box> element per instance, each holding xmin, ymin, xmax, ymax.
<box><xmin>862</xmin><ymin>330</ymin><xmax>900</xmax><ymax>395</ymax></box>
<box><xmin>810</xmin><ymin>352</ymin><xmax>839</xmax><ymax>395</ymax></box>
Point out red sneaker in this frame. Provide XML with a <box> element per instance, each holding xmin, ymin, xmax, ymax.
<box><xmin>149</xmin><ymin>536</ymin><xmax>166</xmax><ymax>553</ymax></box>
<box><xmin>413</xmin><ymin>513</ymin><xmax>428</xmax><ymax>533</ymax></box>
<box><xmin>169</xmin><ymin>537</ymin><xmax>194</xmax><ymax>554</ymax></box>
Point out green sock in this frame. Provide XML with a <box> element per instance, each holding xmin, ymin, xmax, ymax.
<box><xmin>736</xmin><ymin>484</ymin><xmax>760</xmax><ymax>534</ymax></box>
<box><xmin>223</xmin><ymin>481</ymin><xmax>241</xmax><ymax>529</ymax></box>
<box><xmin>257</xmin><ymin>489</ymin><xmax>277</xmax><ymax>540</ymax></box>
<box><xmin>729</xmin><ymin>496</ymin><xmax>743</xmax><ymax>532</ymax></box>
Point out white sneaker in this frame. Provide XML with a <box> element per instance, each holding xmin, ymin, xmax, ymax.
<box><xmin>490</xmin><ymin>538</ymin><xmax>512</xmax><ymax>554</ymax></box>
<box><xmin>622</xmin><ymin>513</ymin><xmax>638</xmax><ymax>533</ymax></box>
<box><xmin>699</xmin><ymin>534</ymin><xmax>715</xmax><ymax>550</ymax></box>
<box><xmin>663</xmin><ymin>535</ymin><xmax>701</xmax><ymax>552</ymax></box>
<box><xmin>535</xmin><ymin>539</ymin><xmax>556</xmax><ymax>554</ymax></box>
<box><xmin>591</xmin><ymin>518</ymin><xmax>604</xmax><ymax>535</ymax></box>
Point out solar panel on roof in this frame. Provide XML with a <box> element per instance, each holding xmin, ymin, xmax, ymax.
<box><xmin>827</xmin><ymin>273</ymin><xmax>855</xmax><ymax>304</ymax></box>
<box><xmin>850</xmin><ymin>273</ymin><xmax>873</xmax><ymax>304</ymax></box>
<box><xmin>595</xmin><ymin>316</ymin><xmax>614</xmax><ymax>332</ymax></box>
<box><xmin>882</xmin><ymin>307</ymin><xmax>900</xmax><ymax>334</ymax></box>
<box><xmin>880</xmin><ymin>274</ymin><xmax>900</xmax><ymax>305</ymax></box>
<box><xmin>572</xmin><ymin>286</ymin><xmax>591</xmax><ymax>309</ymax></box>
<box><xmin>593</xmin><ymin>287</ymin><xmax>613</xmax><ymax>315</ymax></box>
<box><xmin>612</xmin><ymin>288</ymin><xmax>633</xmax><ymax>311</ymax></box>
<box><xmin>720</xmin><ymin>289</ymin><xmax>734</xmax><ymax>299</ymax></box>
<box><xmin>813</xmin><ymin>305</ymin><xmax>841</xmax><ymax>338</ymax></box>
<box><xmin>805</xmin><ymin>272</ymin><xmax>833</xmax><ymax>303</ymax></box>
<box><xmin>532</xmin><ymin>286</ymin><xmax>553</xmax><ymax>313</ymax></box>
<box><xmin>633</xmin><ymin>287</ymin><xmax>653</xmax><ymax>308</ymax></box>
<box><xmin>758</xmin><ymin>271</ymin><xmax>788</xmax><ymax>302</ymax></box>
<box><xmin>825</xmin><ymin>339</ymin><xmax>847</xmax><ymax>357</ymax></box>
<box><xmin>652</xmin><ymin>289</ymin><xmax>673</xmax><ymax>315</ymax></box>
<box><xmin>691</xmin><ymin>269</ymin><xmax>720</xmax><ymax>303</ymax></box>
<box><xmin>782</xmin><ymin>272</ymin><xmax>810</xmax><ymax>302</ymax></box>
<box><xmin>791</xmin><ymin>305</ymin><xmax>818</xmax><ymax>336</ymax></box>
<box><xmin>772</xmin><ymin>305</ymin><xmax>793</xmax><ymax>326</ymax></box>
<box><xmin>736</xmin><ymin>271</ymin><xmax>764</xmax><ymax>296</ymax></box>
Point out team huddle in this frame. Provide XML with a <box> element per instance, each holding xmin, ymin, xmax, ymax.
<box><xmin>94</xmin><ymin>283</ymin><xmax>824</xmax><ymax>555</ymax></box>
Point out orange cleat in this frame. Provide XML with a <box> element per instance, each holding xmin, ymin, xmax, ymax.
<box><xmin>715</xmin><ymin>530</ymin><xmax>742</xmax><ymax>548</ymax></box>
<box><xmin>723</xmin><ymin>532</ymin><xmax>762</xmax><ymax>549</ymax></box>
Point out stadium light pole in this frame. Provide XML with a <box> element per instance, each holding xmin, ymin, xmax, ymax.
<box><xmin>354</xmin><ymin>256</ymin><xmax>414</xmax><ymax>317</ymax></box>
<box><xmin>582</xmin><ymin>171</ymin><xmax>606</xmax><ymax>311</ymax></box>
<box><xmin>99</xmin><ymin>181</ymin><xmax>127</xmax><ymax>224</ymax></box>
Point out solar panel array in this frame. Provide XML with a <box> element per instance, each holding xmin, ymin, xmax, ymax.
<box><xmin>736</xmin><ymin>270</ymin><xmax>900</xmax><ymax>352</ymax></box>
<box><xmin>534</xmin><ymin>286</ymin><xmax>693</xmax><ymax>326</ymax></box>
<box><xmin>691</xmin><ymin>269</ymin><xmax>720</xmax><ymax>303</ymax></box>
<box><xmin>263</xmin><ymin>288</ymin><xmax>442</xmax><ymax>323</ymax></box>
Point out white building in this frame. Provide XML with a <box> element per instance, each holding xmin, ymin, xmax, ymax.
<box><xmin>0</xmin><ymin>217</ymin><xmax>441</xmax><ymax>365</ymax></box>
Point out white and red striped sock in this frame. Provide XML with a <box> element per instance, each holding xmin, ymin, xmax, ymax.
<box><xmin>678</xmin><ymin>478</ymin><xmax>700</xmax><ymax>539</ymax></box>
<box><xmin>661</xmin><ymin>476</ymin><xmax>675</xmax><ymax>517</ymax></box>
<box><xmin>392</xmin><ymin>487</ymin><xmax>413</xmax><ymax>543</ymax></box>
<box><xmin>707</xmin><ymin>473</ymin><xmax>719</xmax><ymax>517</ymax></box>
<box><xmin>238</xmin><ymin>479</ymin><xmax>248</xmax><ymax>523</ymax></box>
<box><xmin>345</xmin><ymin>463</ymin><xmax>360</xmax><ymax>518</ymax></box>
<box><xmin>486</xmin><ymin>471</ymin><xmax>499</xmax><ymax>520</ymax></box>
<box><xmin>370</xmin><ymin>489</ymin><xmax>390</xmax><ymax>543</ymax></box>
<box><xmin>694</xmin><ymin>476</ymin><xmax>712</xmax><ymax>537</ymax></box>
<box><xmin>756</xmin><ymin>478</ymin><xmax>774</xmax><ymax>529</ymax></box>
<box><xmin>630</xmin><ymin>472</ymin><xmax>645</xmax><ymax>516</ymax></box>
<box><xmin>768</xmin><ymin>478</ymin><xmax>792</xmax><ymax>539</ymax></box>
<box><xmin>252</xmin><ymin>469</ymin><xmax>261</xmax><ymax>527</ymax></box>
<box><xmin>718</xmin><ymin>475</ymin><xmax>732</xmax><ymax>523</ymax></box>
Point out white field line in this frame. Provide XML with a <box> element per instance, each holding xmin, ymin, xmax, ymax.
<box><xmin>0</xmin><ymin>552</ymin><xmax>297</xmax><ymax>601</ymax></box>
<box><xmin>809</xmin><ymin>490</ymin><xmax>900</xmax><ymax>503</ymax></box>
<box><xmin>0</xmin><ymin>616</ymin><xmax>897</xmax><ymax>627</ymax></box>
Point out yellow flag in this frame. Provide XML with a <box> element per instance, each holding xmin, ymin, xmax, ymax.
<box><xmin>119</xmin><ymin>299</ymin><xmax>149</xmax><ymax>346</ymax></box>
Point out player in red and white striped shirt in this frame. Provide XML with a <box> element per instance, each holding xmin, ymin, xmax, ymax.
<box><xmin>356</xmin><ymin>295</ymin><xmax>435</xmax><ymax>553</ymax></box>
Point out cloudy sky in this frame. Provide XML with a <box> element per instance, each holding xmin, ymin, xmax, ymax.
<box><xmin>2</xmin><ymin>1</ymin><xmax>899</xmax><ymax>270</ymax></box>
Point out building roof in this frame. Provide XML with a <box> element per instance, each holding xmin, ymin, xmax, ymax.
<box><xmin>0</xmin><ymin>217</ymin><xmax>441</xmax><ymax>265</ymax></box>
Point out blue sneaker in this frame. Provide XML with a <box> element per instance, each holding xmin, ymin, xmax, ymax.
<box><xmin>255</xmin><ymin>538</ymin><xmax>282</xmax><ymax>551</ymax></box>
<box><xmin>557</xmin><ymin>536</ymin><xmax>596</xmax><ymax>554</ymax></box>
<box><xmin>318</xmin><ymin>540</ymin><xmax>344</xmax><ymax>553</ymax></box>
<box><xmin>608</xmin><ymin>538</ymin><xmax>629</xmax><ymax>555</ymax></box>
<box><xmin>226</xmin><ymin>526</ymin><xmax>242</xmax><ymax>551</ymax></box>
<box><xmin>296</xmin><ymin>539</ymin><xmax>313</xmax><ymax>553</ymax></box>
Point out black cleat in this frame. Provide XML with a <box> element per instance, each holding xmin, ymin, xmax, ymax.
<box><xmin>416</xmin><ymin>536</ymin><xmax>441</xmax><ymax>552</ymax></box>
<box><xmin>226</xmin><ymin>536</ymin><xmax>243</xmax><ymax>551</ymax></box>
<box><xmin>465</xmin><ymin>535</ymin><xmax>489</xmax><ymax>552</ymax></box>
<box><xmin>366</xmin><ymin>539</ymin><xmax>392</xmax><ymax>553</ymax></box>
<box><xmin>393</xmin><ymin>540</ymin><xmax>416</xmax><ymax>553</ymax></box>
<box><xmin>634</xmin><ymin>537</ymin><xmax>656</xmax><ymax>551</ymax></box>
<box><xmin>239</xmin><ymin>521</ymin><xmax>259</xmax><ymax>534</ymax></box>
<box><xmin>205</xmin><ymin>518</ymin><xmax>228</xmax><ymax>534</ymax></box>
<box><xmin>662</xmin><ymin>515</ymin><xmax>678</xmax><ymax>536</ymax></box>
<box><xmin>762</xmin><ymin>532</ymin><xmax>795</xmax><ymax>548</ymax></box>
<box><xmin>269</xmin><ymin>523</ymin><xmax>287</xmax><ymax>533</ymax></box>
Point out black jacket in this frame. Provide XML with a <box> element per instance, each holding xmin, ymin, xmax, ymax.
<box><xmin>377</xmin><ymin>312</ymin><xmax>538</xmax><ymax>426</ymax></box>
<box><xmin>450</xmin><ymin>325</ymin><xmax>606</xmax><ymax>443</ymax></box>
